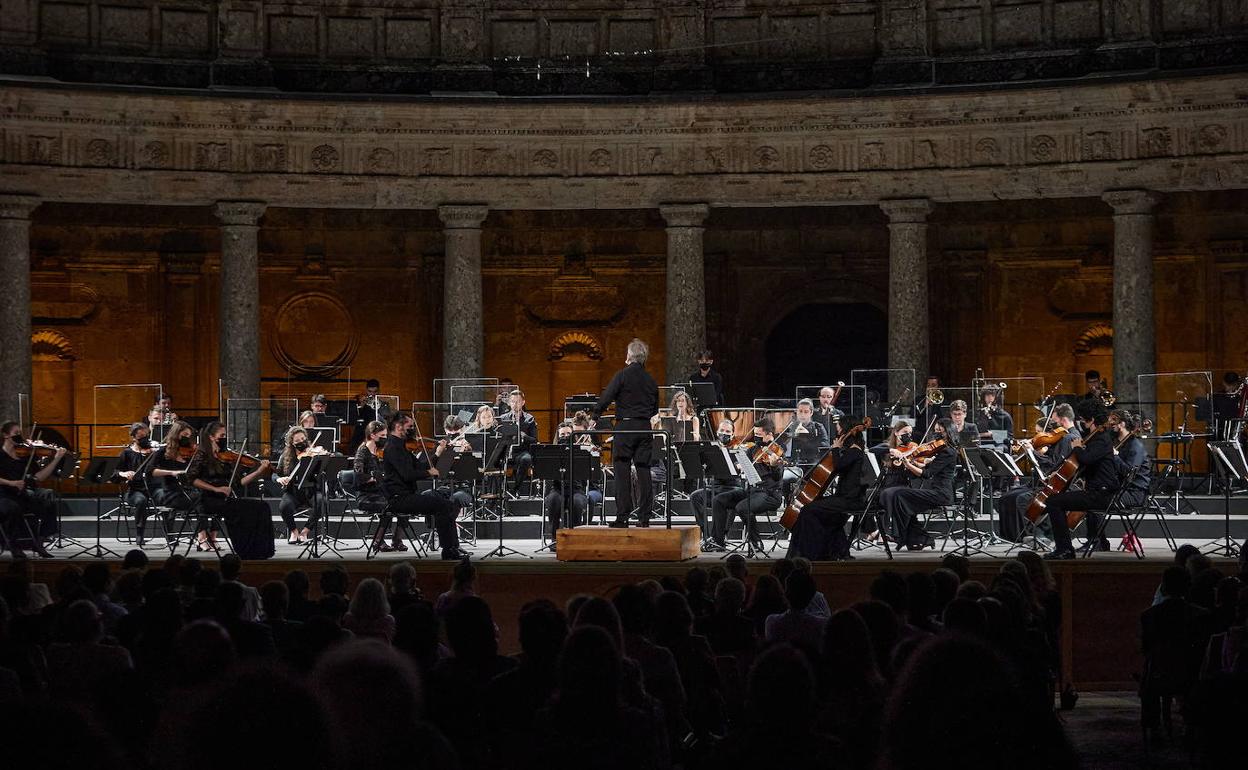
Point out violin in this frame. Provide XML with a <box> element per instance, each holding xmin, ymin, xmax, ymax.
<box><xmin>12</xmin><ymin>439</ymin><xmax>62</xmax><ymax>460</ymax></box>
<box><xmin>1012</xmin><ymin>426</ymin><xmax>1068</xmax><ymax>455</ymax></box>
<box><xmin>215</xmin><ymin>449</ymin><xmax>274</xmax><ymax>474</ymax></box>
<box><xmin>753</xmin><ymin>439</ymin><xmax>785</xmax><ymax>466</ymax></box>
<box><xmin>892</xmin><ymin>438</ymin><xmax>947</xmax><ymax>466</ymax></box>
<box><xmin>176</xmin><ymin>443</ymin><xmax>197</xmax><ymax>462</ymax></box>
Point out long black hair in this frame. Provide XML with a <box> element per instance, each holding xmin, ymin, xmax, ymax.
<box><xmin>935</xmin><ymin>418</ymin><xmax>959</xmax><ymax>448</ymax></box>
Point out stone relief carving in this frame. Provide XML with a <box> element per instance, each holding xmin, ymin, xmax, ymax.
<box><xmin>807</xmin><ymin>144</ymin><xmax>835</xmax><ymax>170</ymax></box>
<box><xmin>368</xmin><ymin>147</ymin><xmax>398</xmax><ymax>174</ymax></box>
<box><xmin>310</xmin><ymin>144</ymin><xmax>340</xmax><ymax>172</ymax></box>
<box><xmin>195</xmin><ymin>142</ymin><xmax>231</xmax><ymax>170</ymax></box>
<box><xmin>587</xmin><ymin>148</ymin><xmax>613</xmax><ymax>173</ymax></box>
<box><xmin>753</xmin><ymin>145</ymin><xmax>780</xmax><ymax>170</ymax></box>
<box><xmin>861</xmin><ymin>141</ymin><xmax>886</xmax><ymax>170</ymax></box>
<box><xmin>1082</xmin><ymin>131</ymin><xmax>1115</xmax><ymax>161</ymax></box>
<box><xmin>974</xmin><ymin>137</ymin><xmax>1000</xmax><ymax>164</ymax></box>
<box><xmin>84</xmin><ymin>138</ymin><xmax>115</xmax><ymax>166</ymax></box>
<box><xmin>1140</xmin><ymin>127</ymin><xmax>1172</xmax><ymax>158</ymax></box>
<box><xmin>271</xmin><ymin>291</ymin><xmax>357</xmax><ymax>377</ymax></box>
<box><xmin>532</xmin><ymin>149</ymin><xmax>559</xmax><ymax>171</ymax></box>
<box><xmin>251</xmin><ymin>143</ymin><xmax>288</xmax><ymax>172</ymax></box>
<box><xmin>1029</xmin><ymin>135</ymin><xmax>1057</xmax><ymax>162</ymax></box>
<box><xmin>26</xmin><ymin>136</ymin><xmax>61</xmax><ymax>165</ymax></box>
<box><xmin>141</xmin><ymin>141</ymin><xmax>170</xmax><ymax>168</ymax></box>
<box><xmin>1196</xmin><ymin>124</ymin><xmax>1227</xmax><ymax>153</ymax></box>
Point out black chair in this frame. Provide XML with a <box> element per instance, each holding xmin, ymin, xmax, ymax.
<box><xmin>1081</xmin><ymin>467</ymin><xmax>1146</xmax><ymax>559</ymax></box>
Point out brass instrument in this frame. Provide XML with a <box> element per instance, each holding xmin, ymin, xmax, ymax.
<box><xmin>1100</xmin><ymin>388</ymin><xmax>1117</xmax><ymax>407</ymax></box>
<box><xmin>926</xmin><ymin>388</ymin><xmax>944</xmax><ymax>405</ymax></box>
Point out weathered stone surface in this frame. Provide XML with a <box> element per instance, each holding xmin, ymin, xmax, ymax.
<box><xmin>880</xmin><ymin>198</ymin><xmax>931</xmax><ymax>383</ymax></box>
<box><xmin>213</xmin><ymin>200</ymin><xmax>266</xmax><ymax>408</ymax></box>
<box><xmin>440</xmin><ymin>204</ymin><xmax>488</xmax><ymax>381</ymax></box>
<box><xmin>1104</xmin><ymin>189</ymin><xmax>1160</xmax><ymax>406</ymax></box>
<box><xmin>0</xmin><ymin>194</ymin><xmax>39</xmax><ymax>417</ymax></box>
<box><xmin>660</xmin><ymin>203</ymin><xmax>708</xmax><ymax>385</ymax></box>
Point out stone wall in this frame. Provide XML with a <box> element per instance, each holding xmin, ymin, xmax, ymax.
<box><xmin>23</xmin><ymin>193</ymin><xmax>1248</xmax><ymax>441</ymax></box>
<box><xmin>2</xmin><ymin>0</ymin><xmax>1246</xmax><ymax>93</ymax></box>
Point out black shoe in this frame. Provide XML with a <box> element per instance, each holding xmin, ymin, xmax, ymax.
<box><xmin>441</xmin><ymin>549</ymin><xmax>471</xmax><ymax>561</ymax></box>
<box><xmin>703</xmin><ymin>540</ymin><xmax>726</xmax><ymax>552</ymax></box>
<box><xmin>1044</xmin><ymin>549</ymin><xmax>1076</xmax><ymax>560</ymax></box>
<box><xmin>1095</xmin><ymin>537</ymin><xmax>1111</xmax><ymax>552</ymax></box>
<box><xmin>608</xmin><ymin>519</ymin><xmax>629</xmax><ymax>529</ymax></box>
<box><xmin>637</xmin><ymin>518</ymin><xmax>651</xmax><ymax>529</ymax></box>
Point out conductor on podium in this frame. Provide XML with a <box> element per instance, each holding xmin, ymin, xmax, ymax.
<box><xmin>595</xmin><ymin>338</ymin><xmax>659</xmax><ymax>528</ymax></box>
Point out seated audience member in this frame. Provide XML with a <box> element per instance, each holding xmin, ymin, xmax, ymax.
<box><xmin>764</xmin><ymin>572</ymin><xmax>826</xmax><ymax>650</ymax></box>
<box><xmin>343</xmin><ymin>578</ymin><xmax>396</xmax><ymax>643</ymax></box>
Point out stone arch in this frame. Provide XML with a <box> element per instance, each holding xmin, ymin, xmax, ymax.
<box><xmin>548</xmin><ymin>330</ymin><xmax>604</xmax><ymax>362</ymax></box>
<box><xmin>31</xmin><ymin>329</ymin><xmax>75</xmax><ymax>361</ymax></box>
<box><xmin>1073</xmin><ymin>322</ymin><xmax>1113</xmax><ymax>354</ymax></box>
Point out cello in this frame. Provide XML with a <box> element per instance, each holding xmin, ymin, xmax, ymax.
<box><xmin>780</xmin><ymin>418</ymin><xmax>871</xmax><ymax>530</ymax></box>
<box><xmin>1024</xmin><ymin>423</ymin><xmax>1107</xmax><ymax>526</ymax></box>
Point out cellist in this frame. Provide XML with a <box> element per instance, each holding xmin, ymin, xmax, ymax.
<box><xmin>1041</xmin><ymin>403</ymin><xmax>1118</xmax><ymax>560</ymax></box>
<box><xmin>996</xmin><ymin>403</ymin><xmax>1079</xmax><ymax>542</ymax></box>
<box><xmin>786</xmin><ymin>418</ymin><xmax>868</xmax><ymax>561</ymax></box>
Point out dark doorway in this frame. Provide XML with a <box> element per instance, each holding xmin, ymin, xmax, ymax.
<box><xmin>763</xmin><ymin>302</ymin><xmax>887</xmax><ymax>397</ymax></box>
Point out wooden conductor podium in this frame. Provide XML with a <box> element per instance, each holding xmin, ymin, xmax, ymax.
<box><xmin>555</xmin><ymin>525</ymin><xmax>702</xmax><ymax>562</ymax></box>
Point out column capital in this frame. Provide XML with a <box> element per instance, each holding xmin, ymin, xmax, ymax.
<box><xmin>1102</xmin><ymin>189</ymin><xmax>1160</xmax><ymax>215</ymax></box>
<box><xmin>438</xmin><ymin>204</ymin><xmax>489</xmax><ymax>229</ymax></box>
<box><xmin>213</xmin><ymin>201</ymin><xmax>267</xmax><ymax>226</ymax></box>
<box><xmin>879</xmin><ymin>198</ymin><xmax>932</xmax><ymax>223</ymax></box>
<box><xmin>0</xmin><ymin>194</ymin><xmax>40</xmax><ymax>221</ymax></box>
<box><xmin>659</xmin><ymin>203</ymin><xmax>710</xmax><ymax>228</ymax></box>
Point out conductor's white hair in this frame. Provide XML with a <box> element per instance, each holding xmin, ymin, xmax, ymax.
<box><xmin>626</xmin><ymin>338</ymin><xmax>649</xmax><ymax>364</ymax></box>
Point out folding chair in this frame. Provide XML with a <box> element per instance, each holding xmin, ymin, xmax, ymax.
<box><xmin>1081</xmin><ymin>467</ymin><xmax>1145</xmax><ymax>559</ymax></box>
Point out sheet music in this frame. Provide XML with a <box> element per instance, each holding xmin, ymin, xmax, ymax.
<box><xmin>731</xmin><ymin>447</ymin><xmax>762</xmax><ymax>485</ymax></box>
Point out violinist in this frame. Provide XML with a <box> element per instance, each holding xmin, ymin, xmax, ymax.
<box><xmin>878</xmin><ymin>421</ymin><xmax>916</xmax><ymax>489</ymax></box>
<box><xmin>442</xmin><ymin>415</ymin><xmax>472</xmax><ymax>453</ymax></box>
<box><xmin>974</xmin><ymin>386</ymin><xmax>1014</xmax><ymax>449</ymax></box>
<box><xmin>499</xmin><ymin>389</ymin><xmax>538</xmax><ymax>495</ymax></box>
<box><xmin>0</xmin><ymin>421</ymin><xmax>69</xmax><ymax>558</ymax></box>
<box><xmin>378</xmin><ymin>412</ymin><xmax>467</xmax><ymax>560</ymax></box>
<box><xmin>433</xmin><ymin>415</ymin><xmax>476</xmax><ymax>516</ymax></box>
<box><xmin>787</xmin><ymin>418</ymin><xmax>869</xmax><ymax>561</ymax></box>
<box><xmin>352</xmin><ymin>419</ymin><xmax>387</xmax><ymax>514</ymax></box>
<box><xmin>689</xmin><ymin>419</ymin><xmax>740</xmax><ymax>537</ymax></box>
<box><xmin>149</xmin><ymin>420</ymin><xmax>198</xmax><ymax>532</ymax></box>
<box><xmin>185</xmin><ymin>422</ymin><xmax>273</xmax><ymax>553</ymax></box>
<box><xmin>881</xmin><ymin>418</ymin><xmax>959</xmax><ymax>551</ymax></box>
<box><xmin>116</xmin><ymin>422</ymin><xmax>161</xmax><ymax>546</ymax></box>
<box><xmin>543</xmin><ymin>415</ymin><xmax>605</xmax><ymax>545</ymax></box>
<box><xmin>997</xmin><ymin>404</ymin><xmax>1078</xmax><ymax>542</ymax></box>
<box><xmin>1041</xmin><ymin>403</ymin><xmax>1117</xmax><ymax>560</ymax></box>
<box><xmin>275</xmin><ymin>427</ymin><xmax>327</xmax><ymax>545</ymax></box>
<box><xmin>814</xmin><ymin>386</ymin><xmax>844</xmax><ymax>439</ymax></box>
<box><xmin>706</xmin><ymin>416</ymin><xmax>784</xmax><ymax>552</ymax></box>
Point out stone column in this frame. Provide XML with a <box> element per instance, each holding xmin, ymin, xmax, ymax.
<box><xmin>660</xmin><ymin>203</ymin><xmax>710</xmax><ymax>386</ymax></box>
<box><xmin>0</xmin><ymin>195</ymin><xmax>39</xmax><ymax>418</ymax></box>
<box><xmin>213</xmin><ymin>201</ymin><xmax>266</xmax><ymax>415</ymax></box>
<box><xmin>880</xmin><ymin>199</ymin><xmax>932</xmax><ymax>387</ymax></box>
<box><xmin>1104</xmin><ymin>190</ymin><xmax>1160</xmax><ymax>407</ymax></box>
<box><xmin>439</xmin><ymin>205</ymin><xmax>489</xmax><ymax>380</ymax></box>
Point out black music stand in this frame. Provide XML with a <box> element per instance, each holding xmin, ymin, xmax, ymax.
<box><xmin>678</xmin><ymin>441</ymin><xmax>737</xmax><ymax>547</ymax></box>
<box><xmin>531</xmin><ymin>443</ymin><xmax>600</xmax><ymax>553</ymax></box>
<box><xmin>945</xmin><ymin>447</ymin><xmax>996</xmax><ymax>558</ymax></box>
<box><xmin>1204</xmin><ymin>442</ymin><xmax>1246</xmax><ymax>558</ymax></box>
<box><xmin>69</xmin><ymin>456</ymin><xmax>122</xmax><ymax>559</ymax></box>
<box><xmin>978</xmin><ymin>448</ymin><xmax>1024</xmax><ymax>549</ymax></box>
<box><xmin>299</xmin><ymin>455</ymin><xmax>353</xmax><ymax>559</ymax></box>
<box><xmin>483</xmin><ymin>434</ymin><xmax>531</xmax><ymax>560</ymax></box>
<box><xmin>436</xmin><ymin>450</ymin><xmax>483</xmax><ymax>546</ymax></box>
<box><xmin>676</xmin><ymin>381</ymin><xmax>719</xmax><ymax>409</ymax></box>
<box><xmin>849</xmin><ymin>451</ymin><xmax>893</xmax><ymax>559</ymax></box>
<box><xmin>45</xmin><ymin>451</ymin><xmax>83</xmax><ymax>549</ymax></box>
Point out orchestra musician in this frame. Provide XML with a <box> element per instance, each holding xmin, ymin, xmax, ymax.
<box><xmin>499</xmin><ymin>389</ymin><xmax>538</xmax><ymax>495</ymax></box>
<box><xmin>974</xmin><ymin>386</ymin><xmax>1015</xmax><ymax>448</ymax></box>
<box><xmin>442</xmin><ymin>415</ymin><xmax>472</xmax><ymax>453</ymax></box>
<box><xmin>275</xmin><ymin>427</ymin><xmax>328</xmax><ymax>545</ymax></box>
<box><xmin>814</xmin><ymin>386</ymin><xmax>844</xmax><ymax>439</ymax></box>
<box><xmin>652</xmin><ymin>390</ymin><xmax>701</xmax><ymax>443</ymax></box>
<box><xmin>378</xmin><ymin>411</ymin><xmax>468</xmax><ymax>560</ymax></box>
<box><xmin>350</xmin><ymin>379</ymin><xmax>392</xmax><ymax>450</ymax></box>
<box><xmin>946</xmin><ymin>401</ymin><xmax>980</xmax><ymax>446</ymax></box>
<box><xmin>352</xmin><ymin>418</ymin><xmax>388</xmax><ymax>527</ymax></box>
<box><xmin>881</xmin><ymin>418</ymin><xmax>959</xmax><ymax>551</ymax></box>
<box><xmin>690</xmin><ymin>419</ymin><xmax>741</xmax><ymax>538</ymax></box>
<box><xmin>149</xmin><ymin>420</ymin><xmax>198</xmax><ymax>537</ymax></box>
<box><xmin>185</xmin><ymin>422</ymin><xmax>274</xmax><ymax>554</ymax></box>
<box><xmin>1043</xmin><ymin>407</ymin><xmax>1151</xmax><ymax>560</ymax></box>
<box><xmin>116</xmin><ymin>422</ymin><xmax>162</xmax><ymax>547</ymax></box>
<box><xmin>543</xmin><ymin>414</ymin><xmax>604</xmax><ymax>546</ymax></box>
<box><xmin>688</xmin><ymin>350</ymin><xmax>725</xmax><ymax>407</ymax></box>
<box><xmin>143</xmin><ymin>401</ymin><xmax>178</xmax><ymax>443</ymax></box>
<box><xmin>594</xmin><ymin>338</ymin><xmax>660</xmax><ymax>529</ymax></box>
<box><xmin>1081</xmin><ymin>370</ymin><xmax>1106</xmax><ymax>403</ymax></box>
<box><xmin>996</xmin><ymin>404</ymin><xmax>1078</xmax><ymax>542</ymax></box>
<box><xmin>781</xmin><ymin>398</ymin><xmax>831</xmax><ymax>499</ymax></box>
<box><xmin>706</xmin><ymin>416</ymin><xmax>784</xmax><ymax>552</ymax></box>
<box><xmin>0</xmin><ymin>421</ymin><xmax>69</xmax><ymax>558</ymax></box>
<box><xmin>915</xmin><ymin>376</ymin><xmax>944</xmax><ymax>436</ymax></box>
<box><xmin>787</xmin><ymin>419</ymin><xmax>869</xmax><ymax>561</ymax></box>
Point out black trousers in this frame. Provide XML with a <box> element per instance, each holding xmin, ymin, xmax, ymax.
<box><xmin>279</xmin><ymin>488</ymin><xmax>323</xmax><ymax>531</ymax></box>
<box><xmin>711</xmin><ymin>488</ymin><xmax>780</xmax><ymax>543</ymax></box>
<box><xmin>881</xmin><ymin>486</ymin><xmax>950</xmax><ymax>547</ymax></box>
<box><xmin>1043</xmin><ymin>489</ymin><xmax>1111</xmax><ymax>552</ymax></box>
<box><xmin>0</xmin><ymin>493</ymin><xmax>50</xmax><ymax>547</ymax></box>
<box><xmin>543</xmin><ymin>489</ymin><xmax>602</xmax><ymax>539</ymax></box>
<box><xmin>612</xmin><ymin>419</ymin><xmax>653</xmax><ymax>522</ymax></box>
<box><xmin>511</xmin><ymin>451</ymin><xmax>533</xmax><ymax>491</ymax></box>
<box><xmin>788</xmin><ymin>496</ymin><xmax>859</xmax><ymax>561</ymax></box>
<box><xmin>995</xmin><ymin>485</ymin><xmax>1037</xmax><ymax>542</ymax></box>
<box><xmin>690</xmin><ymin>482</ymin><xmax>737</xmax><ymax>534</ymax></box>
<box><xmin>125</xmin><ymin>489</ymin><xmax>172</xmax><ymax>536</ymax></box>
<box><xmin>387</xmin><ymin>491</ymin><xmax>459</xmax><ymax>556</ymax></box>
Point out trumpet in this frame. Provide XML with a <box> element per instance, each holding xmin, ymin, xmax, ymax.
<box><xmin>926</xmin><ymin>388</ymin><xmax>944</xmax><ymax>405</ymax></box>
<box><xmin>1100</xmin><ymin>388</ymin><xmax>1117</xmax><ymax>407</ymax></box>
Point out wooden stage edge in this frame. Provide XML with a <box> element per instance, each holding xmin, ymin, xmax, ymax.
<box><xmin>556</xmin><ymin>525</ymin><xmax>702</xmax><ymax>561</ymax></box>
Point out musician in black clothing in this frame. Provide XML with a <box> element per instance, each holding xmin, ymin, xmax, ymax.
<box><xmin>594</xmin><ymin>338</ymin><xmax>659</xmax><ymax>528</ymax></box>
<box><xmin>974</xmin><ymin>386</ymin><xmax>1015</xmax><ymax>449</ymax></box>
<box><xmin>814</xmin><ymin>386</ymin><xmax>844</xmax><ymax>439</ymax></box>
<box><xmin>690</xmin><ymin>420</ymin><xmax>743</xmax><ymax>538</ymax></box>
<box><xmin>380</xmin><ymin>411</ymin><xmax>467</xmax><ymax>560</ymax></box>
<box><xmin>946</xmin><ymin>401</ymin><xmax>981</xmax><ymax>446</ymax></box>
<box><xmin>707</xmin><ymin>416</ymin><xmax>785</xmax><ymax>552</ymax></box>
<box><xmin>1041</xmin><ymin>403</ymin><xmax>1123</xmax><ymax>560</ymax></box>
<box><xmin>542</xmin><ymin>417</ymin><xmax>604</xmax><ymax>542</ymax></box>
<box><xmin>781</xmin><ymin>398</ymin><xmax>831</xmax><ymax>499</ymax></box>
<box><xmin>500</xmin><ymin>389</ymin><xmax>538</xmax><ymax>494</ymax></box>
<box><xmin>116</xmin><ymin>422</ymin><xmax>164</xmax><ymax>546</ymax></box>
<box><xmin>149</xmin><ymin>420</ymin><xmax>198</xmax><ymax>534</ymax></box>
<box><xmin>688</xmin><ymin>349</ymin><xmax>725</xmax><ymax>406</ymax></box>
<box><xmin>0</xmin><ymin>421</ymin><xmax>68</xmax><ymax>558</ymax></box>
<box><xmin>185</xmin><ymin>421</ymin><xmax>273</xmax><ymax>554</ymax></box>
<box><xmin>787</xmin><ymin>420</ymin><xmax>869</xmax><ymax>561</ymax></box>
<box><xmin>881</xmin><ymin>418</ymin><xmax>960</xmax><ymax>551</ymax></box>
<box><xmin>996</xmin><ymin>404</ymin><xmax>1078</xmax><ymax>542</ymax></box>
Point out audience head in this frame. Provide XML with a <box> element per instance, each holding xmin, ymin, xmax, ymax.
<box><xmin>930</xmin><ymin>568</ymin><xmax>960</xmax><ymax>615</ymax></box>
<box><xmin>852</xmin><ymin>600</ymin><xmax>901</xmax><ymax>678</ymax></box>
<box><xmin>939</xmin><ymin>553</ymin><xmax>971</xmax><ymax>582</ymax></box>
<box><xmin>725</xmin><ymin>553</ymin><xmax>749</xmax><ymax>582</ymax></box>
<box><xmin>219</xmin><ymin>553</ymin><xmax>243</xmax><ymax>581</ymax></box>
<box><xmin>652</xmin><ymin>591</ymin><xmax>695</xmax><ymax>642</ymax></box>
<box><xmin>214</xmin><ymin>580</ymin><xmax>246</xmax><ymax>621</ymax></box>
<box><xmin>714</xmin><ymin>577</ymin><xmax>747</xmax><ymax>615</ymax></box>
<box><xmin>870</xmin><ymin>570</ymin><xmax>909</xmax><ymax>616</ymax></box>
<box><xmin>451</xmin><ymin>558</ymin><xmax>476</xmax><ymax>590</ymax></box>
<box><xmin>747</xmin><ymin>644</ymin><xmax>816</xmax><ymax>732</ymax></box>
<box><xmin>122</xmin><ymin>549</ymin><xmax>149</xmax><ymax>571</ymax></box>
<box><xmin>444</xmin><ymin>595</ymin><xmax>498</xmax><ymax>660</ymax></box>
<box><xmin>60</xmin><ymin>599</ymin><xmax>103</xmax><ymax>644</ymax></box>
<box><xmin>572</xmin><ymin>596</ymin><xmax>624</xmax><ymax>650</ymax></box>
<box><xmin>1014</xmin><ymin>550</ymin><xmax>1056</xmax><ymax>593</ymax></box>
<box><xmin>956</xmin><ymin>580</ymin><xmax>988</xmax><ymax>601</ymax></box>
<box><xmin>823</xmin><ymin>608</ymin><xmax>880</xmax><ymax>683</ymax></box>
<box><xmin>556</xmin><ymin>625</ymin><xmax>623</xmax><ymax>717</ymax></box>
<box><xmin>388</xmin><ymin>561</ymin><xmax>417</xmax><ymax>596</ymax></box>
<box><xmin>518</xmin><ymin>599</ymin><xmax>568</xmax><ymax>668</ymax></box>
<box><xmin>770</xmin><ymin>558</ymin><xmax>796</xmax><ymax>586</ymax></box>
<box><xmin>748</xmin><ymin>574</ymin><xmax>788</xmax><ymax>614</ymax></box>
<box><xmin>1159</xmin><ymin>565</ymin><xmax>1191</xmax><ymax>599</ymax></box>
<box><xmin>115</xmin><ymin>570</ymin><xmax>143</xmax><ymax>607</ymax></box>
<box><xmin>349</xmin><ymin>578</ymin><xmax>391</xmax><ymax>621</ymax></box>
<box><xmin>784</xmin><ymin>571</ymin><xmax>817</xmax><ymax>613</ymax></box>
<box><xmin>320</xmin><ymin>565</ymin><xmax>350</xmax><ymax>597</ymax></box>
<box><xmin>259</xmin><ymin>580</ymin><xmax>289</xmax><ymax>620</ymax></box>
<box><xmin>685</xmin><ymin>566</ymin><xmax>709</xmax><ymax>596</ymax></box>
<box><xmin>285</xmin><ymin>569</ymin><xmax>311</xmax><ymax>599</ymax></box>
<box><xmin>174</xmin><ymin>620</ymin><xmax>236</xmax><ymax>687</ymax></box>
<box><xmin>612</xmin><ymin>583</ymin><xmax>654</xmax><ymax>635</ymax></box>
<box><xmin>942</xmin><ymin>597</ymin><xmax>989</xmax><ymax>637</ymax></box>
<box><xmin>82</xmin><ymin>563</ymin><xmax>113</xmax><ymax>596</ymax></box>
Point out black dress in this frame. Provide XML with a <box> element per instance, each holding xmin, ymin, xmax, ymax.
<box><xmin>185</xmin><ymin>449</ymin><xmax>275</xmax><ymax>559</ymax></box>
<box><xmin>788</xmin><ymin>446</ymin><xmax>866</xmax><ymax>561</ymax></box>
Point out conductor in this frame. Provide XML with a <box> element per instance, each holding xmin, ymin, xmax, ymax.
<box><xmin>595</xmin><ymin>338</ymin><xmax>659</xmax><ymax>528</ymax></box>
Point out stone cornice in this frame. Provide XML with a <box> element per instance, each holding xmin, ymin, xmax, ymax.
<box><xmin>0</xmin><ymin>194</ymin><xmax>41</xmax><ymax>220</ymax></box>
<box><xmin>659</xmin><ymin>203</ymin><xmax>709</xmax><ymax>228</ymax></box>
<box><xmin>213</xmin><ymin>201</ymin><xmax>268</xmax><ymax>226</ymax></box>
<box><xmin>2</xmin><ymin>74</ymin><xmax>1247</xmax><ymax>208</ymax></box>
<box><xmin>1102</xmin><ymin>189</ymin><xmax>1161</xmax><ymax>216</ymax></box>
<box><xmin>879</xmin><ymin>198</ymin><xmax>931</xmax><ymax>224</ymax></box>
<box><xmin>438</xmin><ymin>204</ymin><xmax>489</xmax><ymax>228</ymax></box>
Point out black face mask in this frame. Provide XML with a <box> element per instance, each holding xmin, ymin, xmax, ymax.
<box><xmin>293</xmin><ymin>441</ymin><xmax>309</xmax><ymax>452</ymax></box>
<box><xmin>717</xmin><ymin>432</ymin><xmax>733</xmax><ymax>444</ymax></box>
<box><xmin>10</xmin><ymin>434</ymin><xmax>23</xmax><ymax>444</ymax></box>
<box><xmin>215</xmin><ymin>438</ymin><xmax>227</xmax><ymax>452</ymax></box>
<box><xmin>405</xmin><ymin>426</ymin><xmax>417</xmax><ymax>439</ymax></box>
<box><xmin>178</xmin><ymin>436</ymin><xmax>192</xmax><ymax>447</ymax></box>
<box><xmin>139</xmin><ymin>437</ymin><xmax>153</xmax><ymax>449</ymax></box>
<box><xmin>699</xmin><ymin>364</ymin><xmax>711</xmax><ymax>372</ymax></box>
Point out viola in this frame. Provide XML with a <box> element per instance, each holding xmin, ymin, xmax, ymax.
<box><xmin>1012</xmin><ymin>426</ymin><xmax>1068</xmax><ymax>454</ymax></box>
<box><xmin>753</xmin><ymin>439</ymin><xmax>785</xmax><ymax>466</ymax></box>
<box><xmin>892</xmin><ymin>438</ymin><xmax>947</xmax><ymax>466</ymax></box>
<box><xmin>780</xmin><ymin>418</ymin><xmax>872</xmax><ymax>530</ymax></box>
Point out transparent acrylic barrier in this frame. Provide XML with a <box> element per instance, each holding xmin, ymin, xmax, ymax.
<box><xmin>411</xmin><ymin>402</ymin><xmax>447</xmax><ymax>439</ymax></box>
<box><xmin>16</xmin><ymin>393</ymin><xmax>31</xmax><ymax>434</ymax></box>
<box><xmin>704</xmin><ymin>407</ymin><xmax>762</xmax><ymax>443</ymax></box>
<box><xmin>564</xmin><ymin>393</ymin><xmax>599</xmax><ymax>420</ymax></box>
<box><xmin>450</xmin><ymin>384</ymin><xmax>507</xmax><ymax>431</ymax></box>
<box><xmin>226</xmin><ymin>398</ymin><xmax>298</xmax><ymax>457</ymax></box>
<box><xmin>93</xmin><ymin>383</ymin><xmax>163</xmax><ymax>452</ymax></box>
<box><xmin>437</xmin><ymin>378</ymin><xmax>500</xmax><ymax>432</ymax></box>
<box><xmin>794</xmin><ymin>384</ymin><xmax>854</xmax><ymax>413</ymax></box>
<box><xmin>1137</xmin><ymin>372</ymin><xmax>1213</xmax><ymax>470</ymax></box>
<box><xmin>851</xmin><ymin>369</ymin><xmax>917</xmax><ymax>421</ymax></box>
<box><xmin>1021</xmin><ymin>372</ymin><xmax>1095</xmax><ymax>406</ymax></box>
